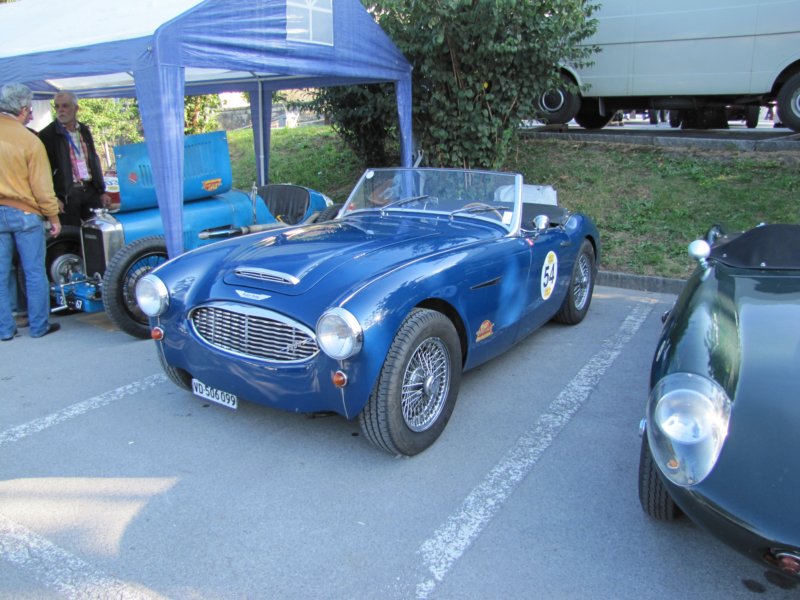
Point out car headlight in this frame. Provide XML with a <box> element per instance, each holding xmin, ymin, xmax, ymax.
<box><xmin>316</xmin><ymin>308</ymin><xmax>363</xmax><ymax>360</ymax></box>
<box><xmin>647</xmin><ymin>372</ymin><xmax>731</xmax><ymax>487</ymax></box>
<box><xmin>135</xmin><ymin>274</ymin><xmax>169</xmax><ymax>317</ymax></box>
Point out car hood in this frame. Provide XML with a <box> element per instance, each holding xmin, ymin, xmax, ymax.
<box><xmin>220</xmin><ymin>214</ymin><xmax>490</xmax><ymax>296</ymax></box>
<box><xmin>686</xmin><ymin>265</ymin><xmax>800</xmax><ymax>541</ymax></box>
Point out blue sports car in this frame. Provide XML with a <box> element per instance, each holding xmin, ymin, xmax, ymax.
<box><xmin>136</xmin><ymin>168</ymin><xmax>600</xmax><ymax>455</ymax></box>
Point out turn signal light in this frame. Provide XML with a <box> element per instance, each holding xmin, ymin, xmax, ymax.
<box><xmin>151</xmin><ymin>327</ymin><xmax>165</xmax><ymax>341</ymax></box>
<box><xmin>332</xmin><ymin>370</ymin><xmax>348</xmax><ymax>388</ymax></box>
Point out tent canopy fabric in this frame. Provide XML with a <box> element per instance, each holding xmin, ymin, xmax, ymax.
<box><xmin>0</xmin><ymin>0</ymin><xmax>413</xmax><ymax>257</ymax></box>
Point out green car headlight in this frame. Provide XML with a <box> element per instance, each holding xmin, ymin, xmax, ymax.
<box><xmin>135</xmin><ymin>273</ymin><xmax>170</xmax><ymax>317</ymax></box>
<box><xmin>647</xmin><ymin>372</ymin><xmax>731</xmax><ymax>487</ymax></box>
<box><xmin>316</xmin><ymin>308</ymin><xmax>363</xmax><ymax>360</ymax></box>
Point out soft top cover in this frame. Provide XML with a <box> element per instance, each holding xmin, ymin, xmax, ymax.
<box><xmin>711</xmin><ymin>224</ymin><xmax>800</xmax><ymax>270</ymax></box>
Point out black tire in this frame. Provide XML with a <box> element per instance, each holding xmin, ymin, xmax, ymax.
<box><xmin>536</xmin><ymin>73</ymin><xmax>581</xmax><ymax>124</ymax></box>
<box><xmin>638</xmin><ymin>434</ymin><xmax>681</xmax><ymax>521</ymax></box>
<box><xmin>102</xmin><ymin>236</ymin><xmax>168</xmax><ymax>339</ymax></box>
<box><xmin>359</xmin><ymin>308</ymin><xmax>462</xmax><ymax>456</ymax></box>
<box><xmin>574</xmin><ymin>98</ymin><xmax>613</xmax><ymax>129</ymax></box>
<box><xmin>776</xmin><ymin>72</ymin><xmax>800</xmax><ymax>133</ymax></box>
<box><xmin>553</xmin><ymin>240</ymin><xmax>595</xmax><ymax>325</ymax></box>
<box><xmin>157</xmin><ymin>346</ymin><xmax>192</xmax><ymax>390</ymax></box>
<box><xmin>316</xmin><ymin>203</ymin><xmax>342</xmax><ymax>221</ymax></box>
<box><xmin>745</xmin><ymin>105</ymin><xmax>759</xmax><ymax>129</ymax></box>
<box><xmin>46</xmin><ymin>225</ymin><xmax>82</xmax><ymax>283</ymax></box>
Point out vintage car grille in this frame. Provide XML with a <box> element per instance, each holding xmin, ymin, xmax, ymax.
<box><xmin>190</xmin><ymin>304</ymin><xmax>318</xmax><ymax>362</ymax></box>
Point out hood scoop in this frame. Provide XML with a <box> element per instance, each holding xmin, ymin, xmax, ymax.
<box><xmin>234</xmin><ymin>267</ymin><xmax>300</xmax><ymax>286</ymax></box>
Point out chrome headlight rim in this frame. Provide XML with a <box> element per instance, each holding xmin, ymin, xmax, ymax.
<box><xmin>316</xmin><ymin>307</ymin><xmax>363</xmax><ymax>360</ymax></box>
<box><xmin>135</xmin><ymin>273</ymin><xmax>170</xmax><ymax>317</ymax></box>
<box><xmin>646</xmin><ymin>372</ymin><xmax>731</xmax><ymax>488</ymax></box>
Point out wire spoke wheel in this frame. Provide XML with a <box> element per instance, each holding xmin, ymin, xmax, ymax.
<box><xmin>401</xmin><ymin>337</ymin><xmax>451</xmax><ymax>432</ymax></box>
<box><xmin>359</xmin><ymin>308</ymin><xmax>462</xmax><ymax>456</ymax></box>
<box><xmin>573</xmin><ymin>251</ymin><xmax>592</xmax><ymax>312</ymax></box>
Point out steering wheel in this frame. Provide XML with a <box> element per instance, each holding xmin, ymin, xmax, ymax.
<box><xmin>462</xmin><ymin>202</ymin><xmax>504</xmax><ymax>220</ymax></box>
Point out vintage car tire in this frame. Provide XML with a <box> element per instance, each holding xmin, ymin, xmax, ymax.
<box><xmin>315</xmin><ymin>203</ymin><xmax>342</xmax><ymax>222</ymax></box>
<box><xmin>552</xmin><ymin>239</ymin><xmax>595</xmax><ymax>325</ymax></box>
<box><xmin>638</xmin><ymin>435</ymin><xmax>681</xmax><ymax>521</ymax></box>
<box><xmin>157</xmin><ymin>346</ymin><xmax>192</xmax><ymax>390</ymax></box>
<box><xmin>776</xmin><ymin>71</ymin><xmax>800</xmax><ymax>132</ymax></box>
<box><xmin>359</xmin><ymin>308</ymin><xmax>462</xmax><ymax>456</ymax></box>
<box><xmin>15</xmin><ymin>225</ymin><xmax>83</xmax><ymax>310</ymax></box>
<box><xmin>103</xmin><ymin>236</ymin><xmax>169</xmax><ymax>339</ymax></box>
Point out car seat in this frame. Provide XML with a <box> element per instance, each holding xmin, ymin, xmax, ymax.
<box><xmin>258</xmin><ymin>184</ymin><xmax>311</xmax><ymax>224</ymax></box>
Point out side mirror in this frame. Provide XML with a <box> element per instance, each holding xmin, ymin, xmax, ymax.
<box><xmin>688</xmin><ymin>239</ymin><xmax>711</xmax><ymax>268</ymax></box>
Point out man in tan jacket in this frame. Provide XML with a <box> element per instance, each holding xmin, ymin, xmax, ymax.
<box><xmin>0</xmin><ymin>83</ymin><xmax>62</xmax><ymax>340</ymax></box>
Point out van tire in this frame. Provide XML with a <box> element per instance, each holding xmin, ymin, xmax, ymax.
<box><xmin>574</xmin><ymin>98</ymin><xmax>613</xmax><ymax>129</ymax></box>
<box><xmin>777</xmin><ymin>72</ymin><xmax>800</xmax><ymax>133</ymax></box>
<box><xmin>536</xmin><ymin>73</ymin><xmax>580</xmax><ymax>125</ymax></box>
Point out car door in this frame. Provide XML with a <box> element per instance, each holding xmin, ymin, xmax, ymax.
<box><xmin>516</xmin><ymin>227</ymin><xmax>572</xmax><ymax>341</ymax></box>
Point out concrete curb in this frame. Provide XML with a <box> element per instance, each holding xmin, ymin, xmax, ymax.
<box><xmin>522</xmin><ymin>128</ymin><xmax>800</xmax><ymax>153</ymax></box>
<box><xmin>598</xmin><ymin>270</ymin><xmax>686</xmax><ymax>295</ymax></box>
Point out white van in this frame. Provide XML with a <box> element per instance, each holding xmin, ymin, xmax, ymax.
<box><xmin>537</xmin><ymin>0</ymin><xmax>800</xmax><ymax>131</ymax></box>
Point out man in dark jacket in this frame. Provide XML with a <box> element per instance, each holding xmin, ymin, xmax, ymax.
<box><xmin>38</xmin><ymin>91</ymin><xmax>110</xmax><ymax>227</ymax></box>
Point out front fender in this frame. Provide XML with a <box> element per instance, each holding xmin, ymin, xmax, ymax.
<box><xmin>334</xmin><ymin>237</ymin><xmax>533</xmax><ymax>417</ymax></box>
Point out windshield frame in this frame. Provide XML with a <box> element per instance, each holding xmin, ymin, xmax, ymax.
<box><xmin>341</xmin><ymin>168</ymin><xmax>523</xmax><ymax>235</ymax></box>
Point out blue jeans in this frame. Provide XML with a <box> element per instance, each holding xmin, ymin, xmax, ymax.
<box><xmin>0</xmin><ymin>206</ymin><xmax>50</xmax><ymax>338</ymax></box>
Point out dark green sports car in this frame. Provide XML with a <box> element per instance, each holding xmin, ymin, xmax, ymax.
<box><xmin>638</xmin><ymin>223</ymin><xmax>800</xmax><ymax>580</ymax></box>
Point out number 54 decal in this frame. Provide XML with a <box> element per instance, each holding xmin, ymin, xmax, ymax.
<box><xmin>540</xmin><ymin>251</ymin><xmax>558</xmax><ymax>300</ymax></box>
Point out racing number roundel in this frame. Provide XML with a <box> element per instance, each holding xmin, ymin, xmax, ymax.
<box><xmin>540</xmin><ymin>251</ymin><xmax>557</xmax><ymax>300</ymax></box>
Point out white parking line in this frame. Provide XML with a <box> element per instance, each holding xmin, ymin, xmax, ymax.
<box><xmin>414</xmin><ymin>302</ymin><xmax>654</xmax><ymax>599</ymax></box>
<box><xmin>0</xmin><ymin>374</ymin><xmax>166</xmax><ymax>447</ymax></box>
<box><xmin>0</xmin><ymin>513</ymin><xmax>164</xmax><ymax>599</ymax></box>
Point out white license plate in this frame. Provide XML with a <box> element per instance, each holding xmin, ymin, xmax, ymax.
<box><xmin>192</xmin><ymin>378</ymin><xmax>238</xmax><ymax>409</ymax></box>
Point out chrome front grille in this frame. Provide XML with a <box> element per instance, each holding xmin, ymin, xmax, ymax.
<box><xmin>190</xmin><ymin>303</ymin><xmax>318</xmax><ymax>362</ymax></box>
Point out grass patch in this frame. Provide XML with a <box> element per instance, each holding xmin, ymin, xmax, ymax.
<box><xmin>228</xmin><ymin>125</ymin><xmax>800</xmax><ymax>279</ymax></box>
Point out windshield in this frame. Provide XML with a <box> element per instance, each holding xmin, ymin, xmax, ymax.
<box><xmin>342</xmin><ymin>168</ymin><xmax>523</xmax><ymax>233</ymax></box>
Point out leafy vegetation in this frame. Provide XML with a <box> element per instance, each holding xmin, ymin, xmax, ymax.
<box><xmin>312</xmin><ymin>0</ymin><xmax>598</xmax><ymax>169</ymax></box>
<box><xmin>228</xmin><ymin>125</ymin><xmax>800</xmax><ymax>279</ymax></box>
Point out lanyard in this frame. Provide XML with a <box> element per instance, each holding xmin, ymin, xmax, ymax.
<box><xmin>57</xmin><ymin>119</ymin><xmax>83</xmax><ymax>155</ymax></box>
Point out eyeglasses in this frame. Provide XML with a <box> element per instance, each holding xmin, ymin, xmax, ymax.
<box><xmin>54</xmin><ymin>103</ymin><xmax>74</xmax><ymax>109</ymax></box>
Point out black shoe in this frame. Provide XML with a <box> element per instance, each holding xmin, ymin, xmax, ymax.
<box><xmin>1</xmin><ymin>330</ymin><xmax>19</xmax><ymax>341</ymax></box>
<box><xmin>34</xmin><ymin>323</ymin><xmax>61</xmax><ymax>338</ymax></box>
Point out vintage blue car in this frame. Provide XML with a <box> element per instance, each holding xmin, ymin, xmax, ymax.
<box><xmin>638</xmin><ymin>223</ymin><xmax>800</xmax><ymax>580</ymax></box>
<box><xmin>136</xmin><ymin>167</ymin><xmax>600</xmax><ymax>455</ymax></box>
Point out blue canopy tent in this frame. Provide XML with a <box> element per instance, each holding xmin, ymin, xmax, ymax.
<box><xmin>0</xmin><ymin>0</ymin><xmax>413</xmax><ymax>258</ymax></box>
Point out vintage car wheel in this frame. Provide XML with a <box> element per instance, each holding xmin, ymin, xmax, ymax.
<box><xmin>777</xmin><ymin>72</ymin><xmax>800</xmax><ymax>132</ymax></box>
<box><xmin>15</xmin><ymin>225</ymin><xmax>83</xmax><ymax>310</ymax></box>
<box><xmin>316</xmin><ymin>203</ymin><xmax>342</xmax><ymax>222</ymax></box>
<box><xmin>157</xmin><ymin>346</ymin><xmax>192</xmax><ymax>390</ymax></box>
<box><xmin>103</xmin><ymin>236</ymin><xmax>168</xmax><ymax>339</ymax></box>
<box><xmin>553</xmin><ymin>240</ymin><xmax>595</xmax><ymax>325</ymax></box>
<box><xmin>638</xmin><ymin>434</ymin><xmax>681</xmax><ymax>521</ymax></box>
<box><xmin>359</xmin><ymin>308</ymin><xmax>462</xmax><ymax>456</ymax></box>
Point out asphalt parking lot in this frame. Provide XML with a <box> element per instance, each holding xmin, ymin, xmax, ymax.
<box><xmin>1</xmin><ymin>286</ymin><xmax>797</xmax><ymax>599</ymax></box>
